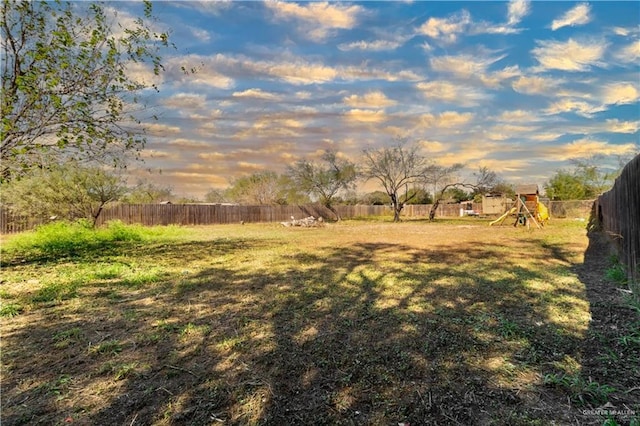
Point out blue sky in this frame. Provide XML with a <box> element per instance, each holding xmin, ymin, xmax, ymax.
<box><xmin>114</xmin><ymin>1</ymin><xmax>639</xmax><ymax>198</ymax></box>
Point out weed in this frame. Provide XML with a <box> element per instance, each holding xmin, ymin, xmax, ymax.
<box><xmin>53</xmin><ymin>327</ymin><xmax>82</xmax><ymax>349</ymax></box>
<box><xmin>180</xmin><ymin>322</ymin><xmax>211</xmax><ymax>337</ymax></box>
<box><xmin>100</xmin><ymin>361</ymin><xmax>140</xmax><ymax>380</ymax></box>
<box><xmin>543</xmin><ymin>373</ymin><xmax>616</xmax><ymax>405</ymax></box>
<box><xmin>40</xmin><ymin>375</ymin><xmax>72</xmax><ymax>399</ymax></box>
<box><xmin>31</xmin><ymin>282</ymin><xmax>79</xmax><ymax>303</ymax></box>
<box><xmin>89</xmin><ymin>340</ymin><xmax>123</xmax><ymax>356</ymax></box>
<box><xmin>0</xmin><ymin>302</ymin><xmax>23</xmax><ymax>317</ymax></box>
<box><xmin>606</xmin><ymin>264</ymin><xmax>627</xmax><ymax>285</ymax></box>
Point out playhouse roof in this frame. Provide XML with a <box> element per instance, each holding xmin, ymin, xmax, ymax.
<box><xmin>515</xmin><ymin>184</ymin><xmax>539</xmax><ymax>195</ymax></box>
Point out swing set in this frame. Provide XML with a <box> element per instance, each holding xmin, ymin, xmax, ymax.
<box><xmin>489</xmin><ymin>184</ymin><xmax>549</xmax><ymax>229</ymax></box>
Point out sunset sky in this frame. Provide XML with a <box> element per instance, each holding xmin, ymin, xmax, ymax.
<box><xmin>115</xmin><ymin>1</ymin><xmax>639</xmax><ymax>198</ymax></box>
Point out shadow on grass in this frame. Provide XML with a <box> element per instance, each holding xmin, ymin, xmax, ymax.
<box><xmin>568</xmin><ymin>230</ymin><xmax>640</xmax><ymax>425</ymax></box>
<box><xmin>2</xmin><ymin>234</ymin><xmax>598</xmax><ymax>425</ymax></box>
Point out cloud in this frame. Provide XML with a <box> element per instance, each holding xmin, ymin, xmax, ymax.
<box><xmin>232</xmin><ymin>88</ymin><xmax>281</xmax><ymax>100</ymax></box>
<box><xmin>420</xmin><ymin>111</ymin><xmax>475</xmax><ymax>129</ymax></box>
<box><xmin>416</xmin><ymin>81</ymin><xmax>489</xmax><ymax>107</ymax></box>
<box><xmin>485</xmin><ymin>124</ymin><xmax>536</xmax><ymax>141</ymax></box>
<box><xmin>601</xmin><ymin>82</ymin><xmax>640</xmax><ymax>105</ymax></box>
<box><xmin>430</xmin><ymin>54</ymin><xmax>498</xmax><ymax>78</ymax></box>
<box><xmin>237</xmin><ymin>161</ymin><xmax>266</xmax><ymax>172</ymax></box>
<box><xmin>530</xmin><ymin>132</ymin><xmax>563</xmax><ymax>142</ymax></box>
<box><xmin>417</xmin><ymin>10</ymin><xmax>471</xmax><ymax>44</ymax></box>
<box><xmin>145</xmin><ymin>123</ymin><xmax>182</xmax><ymax>136</ymax></box>
<box><xmin>162</xmin><ymin>93</ymin><xmax>207</xmax><ymax>109</ymax></box>
<box><xmin>168</xmin><ymin>138</ymin><xmax>211</xmax><ymax>149</ymax></box>
<box><xmin>544</xmin><ymin>99</ymin><xmax>604</xmax><ymax>116</ymax></box>
<box><xmin>512</xmin><ymin>75</ymin><xmax>560</xmax><ymax>95</ymax></box>
<box><xmin>338</xmin><ymin>39</ymin><xmax>403</xmax><ymax>51</ymax></box>
<box><xmin>190</xmin><ymin>27</ymin><xmax>211</xmax><ymax>42</ymax></box>
<box><xmin>344</xmin><ymin>109</ymin><xmax>387</xmax><ymax>123</ymax></box>
<box><xmin>429</xmin><ymin>54</ymin><xmax>519</xmax><ymax>88</ymax></box>
<box><xmin>551</xmin><ymin>3</ymin><xmax>591</xmax><ymax>31</ymax></box>
<box><xmin>613</xmin><ymin>40</ymin><xmax>640</xmax><ymax>64</ymax></box>
<box><xmin>165</xmin><ymin>56</ymin><xmax>235</xmax><ymax>89</ymax></box>
<box><xmin>604</xmin><ymin>119</ymin><xmax>640</xmax><ymax>134</ymax></box>
<box><xmin>190</xmin><ymin>53</ymin><xmax>421</xmax><ymax>86</ymax></box>
<box><xmin>546</xmin><ymin>139</ymin><xmax>638</xmax><ymax>160</ymax></box>
<box><xmin>343</xmin><ymin>91</ymin><xmax>397</xmax><ymax>108</ymax></box>
<box><xmin>471</xmin><ymin>0</ymin><xmax>529</xmax><ymax>35</ymax></box>
<box><xmin>496</xmin><ymin>110</ymin><xmax>540</xmax><ymax>122</ymax></box>
<box><xmin>265</xmin><ymin>1</ymin><xmax>362</xmax><ymax>41</ymax></box>
<box><xmin>139</xmin><ymin>149</ymin><xmax>179</xmax><ymax>160</ymax></box>
<box><xmin>532</xmin><ymin>38</ymin><xmax>607</xmax><ymax>71</ymax></box>
<box><xmin>418</xmin><ymin>140</ymin><xmax>447</xmax><ymax>153</ymax></box>
<box><xmin>507</xmin><ymin>0</ymin><xmax>530</xmax><ymax>26</ymax></box>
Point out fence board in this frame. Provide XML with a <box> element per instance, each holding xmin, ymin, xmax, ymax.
<box><xmin>596</xmin><ymin>154</ymin><xmax>640</xmax><ymax>299</ymax></box>
<box><xmin>0</xmin><ymin>199</ymin><xmax>597</xmax><ymax>235</ymax></box>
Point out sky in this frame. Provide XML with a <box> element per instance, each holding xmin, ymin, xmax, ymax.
<box><xmin>113</xmin><ymin>1</ymin><xmax>639</xmax><ymax>198</ymax></box>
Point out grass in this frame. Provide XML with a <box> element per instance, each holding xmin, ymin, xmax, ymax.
<box><xmin>1</xmin><ymin>218</ymin><xmax>638</xmax><ymax>425</ymax></box>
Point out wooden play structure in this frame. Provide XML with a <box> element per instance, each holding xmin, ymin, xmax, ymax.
<box><xmin>489</xmin><ymin>184</ymin><xmax>549</xmax><ymax>228</ymax></box>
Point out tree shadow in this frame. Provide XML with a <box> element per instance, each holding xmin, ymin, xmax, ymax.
<box><xmin>569</xmin><ymin>229</ymin><xmax>640</xmax><ymax>425</ymax></box>
<box><xmin>2</xmin><ymin>233</ymin><xmax>599</xmax><ymax>425</ymax></box>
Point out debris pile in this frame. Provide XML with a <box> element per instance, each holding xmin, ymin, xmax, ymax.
<box><xmin>280</xmin><ymin>216</ymin><xmax>324</xmax><ymax>227</ymax></box>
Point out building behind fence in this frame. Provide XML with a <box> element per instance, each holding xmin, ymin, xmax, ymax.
<box><xmin>1</xmin><ymin>200</ymin><xmax>595</xmax><ymax>234</ymax></box>
<box><xmin>595</xmin><ymin>154</ymin><xmax>640</xmax><ymax>299</ymax></box>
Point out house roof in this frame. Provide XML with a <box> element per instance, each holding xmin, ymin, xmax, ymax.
<box><xmin>515</xmin><ymin>184</ymin><xmax>539</xmax><ymax>195</ymax></box>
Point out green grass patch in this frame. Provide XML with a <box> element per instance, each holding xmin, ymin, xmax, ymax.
<box><xmin>1</xmin><ymin>220</ymin><xmax>187</xmax><ymax>264</ymax></box>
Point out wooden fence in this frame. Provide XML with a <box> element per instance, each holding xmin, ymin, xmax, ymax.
<box><xmin>595</xmin><ymin>154</ymin><xmax>640</xmax><ymax>299</ymax></box>
<box><xmin>1</xmin><ymin>199</ymin><xmax>595</xmax><ymax>235</ymax></box>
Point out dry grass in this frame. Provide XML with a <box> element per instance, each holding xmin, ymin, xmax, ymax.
<box><xmin>1</xmin><ymin>218</ymin><xmax>638</xmax><ymax>425</ymax></box>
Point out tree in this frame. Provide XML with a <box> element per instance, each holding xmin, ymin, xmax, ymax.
<box><xmin>1</xmin><ymin>0</ymin><xmax>170</xmax><ymax>179</ymax></box>
<box><xmin>361</xmin><ymin>141</ymin><xmax>433</xmax><ymax>222</ymax></box>
<box><xmin>203</xmin><ymin>189</ymin><xmax>227</xmax><ymax>203</ymax></box>
<box><xmin>287</xmin><ymin>150</ymin><xmax>357</xmax><ymax>220</ymax></box>
<box><xmin>362</xmin><ymin>191</ymin><xmax>391</xmax><ymax>205</ymax></box>
<box><xmin>403</xmin><ymin>187</ymin><xmax>433</xmax><ymax>205</ymax></box>
<box><xmin>1</xmin><ymin>160</ymin><xmax>127</xmax><ymax>226</ymax></box>
<box><xmin>544</xmin><ymin>170</ymin><xmax>589</xmax><ymax>200</ymax></box>
<box><xmin>425</xmin><ymin>163</ymin><xmax>464</xmax><ymax>220</ymax></box>
<box><xmin>123</xmin><ymin>181</ymin><xmax>174</xmax><ymax>203</ymax></box>
<box><xmin>225</xmin><ymin>171</ymin><xmax>286</xmax><ymax>205</ymax></box>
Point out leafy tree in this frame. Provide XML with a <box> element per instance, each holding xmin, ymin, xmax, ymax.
<box><xmin>1</xmin><ymin>160</ymin><xmax>127</xmax><ymax>225</ymax></box>
<box><xmin>403</xmin><ymin>187</ymin><xmax>432</xmax><ymax>205</ymax></box>
<box><xmin>276</xmin><ymin>174</ymin><xmax>311</xmax><ymax>205</ymax></box>
<box><xmin>544</xmin><ymin>170</ymin><xmax>589</xmax><ymax>200</ymax></box>
<box><xmin>123</xmin><ymin>181</ymin><xmax>174</xmax><ymax>203</ymax></box>
<box><xmin>362</xmin><ymin>191</ymin><xmax>391</xmax><ymax>205</ymax></box>
<box><xmin>1</xmin><ymin>0</ymin><xmax>170</xmax><ymax>179</ymax></box>
<box><xmin>361</xmin><ymin>141</ymin><xmax>434</xmax><ymax>222</ymax></box>
<box><xmin>203</xmin><ymin>189</ymin><xmax>227</xmax><ymax>203</ymax></box>
<box><xmin>443</xmin><ymin>187</ymin><xmax>471</xmax><ymax>203</ymax></box>
<box><xmin>287</xmin><ymin>150</ymin><xmax>357</xmax><ymax>220</ymax></box>
<box><xmin>225</xmin><ymin>171</ymin><xmax>286</xmax><ymax>205</ymax></box>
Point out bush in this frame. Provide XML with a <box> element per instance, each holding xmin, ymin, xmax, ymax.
<box><xmin>1</xmin><ymin>220</ymin><xmax>149</xmax><ymax>262</ymax></box>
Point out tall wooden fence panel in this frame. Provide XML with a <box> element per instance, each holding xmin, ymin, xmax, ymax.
<box><xmin>0</xmin><ymin>200</ymin><xmax>600</xmax><ymax>234</ymax></box>
<box><xmin>596</xmin><ymin>154</ymin><xmax>640</xmax><ymax>298</ymax></box>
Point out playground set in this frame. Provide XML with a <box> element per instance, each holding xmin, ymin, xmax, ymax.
<box><xmin>489</xmin><ymin>184</ymin><xmax>549</xmax><ymax>229</ymax></box>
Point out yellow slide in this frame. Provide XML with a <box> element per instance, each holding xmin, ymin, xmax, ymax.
<box><xmin>490</xmin><ymin>207</ymin><xmax>517</xmax><ymax>226</ymax></box>
<box><xmin>536</xmin><ymin>202</ymin><xmax>549</xmax><ymax>224</ymax></box>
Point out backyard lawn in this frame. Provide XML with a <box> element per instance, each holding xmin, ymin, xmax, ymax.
<box><xmin>1</xmin><ymin>219</ymin><xmax>638</xmax><ymax>425</ymax></box>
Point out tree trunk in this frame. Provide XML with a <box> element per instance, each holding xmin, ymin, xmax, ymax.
<box><xmin>92</xmin><ymin>203</ymin><xmax>106</xmax><ymax>228</ymax></box>
<box><xmin>326</xmin><ymin>203</ymin><xmax>341</xmax><ymax>221</ymax></box>
<box><xmin>429</xmin><ymin>198</ymin><xmax>440</xmax><ymax>221</ymax></box>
